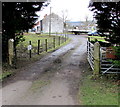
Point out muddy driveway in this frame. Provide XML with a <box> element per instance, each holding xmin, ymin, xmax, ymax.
<box><xmin>2</xmin><ymin>34</ymin><xmax>88</xmax><ymax>105</ymax></box>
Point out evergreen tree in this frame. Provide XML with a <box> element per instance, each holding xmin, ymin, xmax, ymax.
<box><xmin>89</xmin><ymin>2</ymin><xmax>120</xmax><ymax>44</ymax></box>
<box><xmin>2</xmin><ymin>2</ymin><xmax>45</xmax><ymax>62</ymax></box>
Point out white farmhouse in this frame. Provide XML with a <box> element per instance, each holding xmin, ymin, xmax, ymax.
<box><xmin>42</xmin><ymin>13</ymin><xmax>64</xmax><ymax>33</ymax></box>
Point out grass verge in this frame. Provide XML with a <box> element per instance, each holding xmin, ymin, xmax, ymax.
<box><xmin>0</xmin><ymin>71</ymin><xmax>12</xmax><ymax>81</ymax></box>
<box><xmin>79</xmin><ymin>70</ymin><xmax>119</xmax><ymax>105</ymax></box>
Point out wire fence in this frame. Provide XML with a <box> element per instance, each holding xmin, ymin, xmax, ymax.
<box><xmin>16</xmin><ymin>35</ymin><xmax>68</xmax><ymax>59</ymax></box>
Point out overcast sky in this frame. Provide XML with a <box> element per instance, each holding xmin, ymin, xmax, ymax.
<box><xmin>37</xmin><ymin>0</ymin><xmax>94</xmax><ymax>21</ymax></box>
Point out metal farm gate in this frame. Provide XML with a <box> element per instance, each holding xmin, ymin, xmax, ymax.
<box><xmin>87</xmin><ymin>38</ymin><xmax>120</xmax><ymax>74</ymax></box>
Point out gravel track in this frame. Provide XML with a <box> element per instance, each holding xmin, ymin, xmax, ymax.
<box><xmin>2</xmin><ymin>34</ymin><xmax>88</xmax><ymax>105</ymax></box>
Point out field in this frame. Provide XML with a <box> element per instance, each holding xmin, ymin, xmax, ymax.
<box><xmin>79</xmin><ymin>70</ymin><xmax>119</xmax><ymax>105</ymax></box>
<box><xmin>17</xmin><ymin>33</ymin><xmax>67</xmax><ymax>52</ymax></box>
<box><xmin>16</xmin><ymin>33</ymin><xmax>69</xmax><ymax>60</ymax></box>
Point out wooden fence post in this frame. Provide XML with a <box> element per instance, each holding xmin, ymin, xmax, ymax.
<box><xmin>65</xmin><ymin>34</ymin><xmax>66</xmax><ymax>42</ymax></box>
<box><xmin>93</xmin><ymin>42</ymin><xmax>100</xmax><ymax>75</ymax></box>
<box><xmin>87</xmin><ymin>38</ymin><xmax>88</xmax><ymax>53</ymax></box>
<box><xmin>38</xmin><ymin>40</ymin><xmax>40</xmax><ymax>55</ymax></box>
<box><xmin>45</xmin><ymin>39</ymin><xmax>47</xmax><ymax>52</ymax></box>
<box><xmin>62</xmin><ymin>36</ymin><xmax>64</xmax><ymax>43</ymax></box>
<box><xmin>13</xmin><ymin>39</ymin><xmax>17</xmax><ymax>69</ymax></box>
<box><xmin>29</xmin><ymin>41</ymin><xmax>32</xmax><ymax>58</ymax></box>
<box><xmin>87</xmin><ymin>37</ymin><xmax>90</xmax><ymax>57</ymax></box>
<box><xmin>58</xmin><ymin>37</ymin><xmax>60</xmax><ymax>45</ymax></box>
<box><xmin>8</xmin><ymin>39</ymin><xmax>14</xmax><ymax>66</ymax></box>
<box><xmin>65</xmin><ymin>34</ymin><xmax>67</xmax><ymax>42</ymax></box>
<box><xmin>53</xmin><ymin>37</ymin><xmax>55</xmax><ymax>48</ymax></box>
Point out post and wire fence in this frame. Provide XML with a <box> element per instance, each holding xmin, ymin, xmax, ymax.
<box><xmin>15</xmin><ymin>35</ymin><xmax>68</xmax><ymax>61</ymax></box>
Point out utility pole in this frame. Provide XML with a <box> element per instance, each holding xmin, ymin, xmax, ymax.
<box><xmin>49</xmin><ymin>7</ymin><xmax>52</xmax><ymax>36</ymax></box>
<box><xmin>63</xmin><ymin>14</ymin><xmax>64</xmax><ymax>34</ymax></box>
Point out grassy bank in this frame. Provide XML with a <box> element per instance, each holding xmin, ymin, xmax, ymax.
<box><xmin>79</xmin><ymin>71</ymin><xmax>119</xmax><ymax>105</ymax></box>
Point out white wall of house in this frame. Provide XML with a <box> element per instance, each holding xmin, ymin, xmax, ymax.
<box><xmin>42</xmin><ymin>13</ymin><xmax>64</xmax><ymax>33</ymax></box>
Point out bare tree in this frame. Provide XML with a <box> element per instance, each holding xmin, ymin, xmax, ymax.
<box><xmin>61</xmin><ymin>9</ymin><xmax>68</xmax><ymax>33</ymax></box>
<box><xmin>84</xmin><ymin>15</ymin><xmax>89</xmax><ymax>30</ymax></box>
